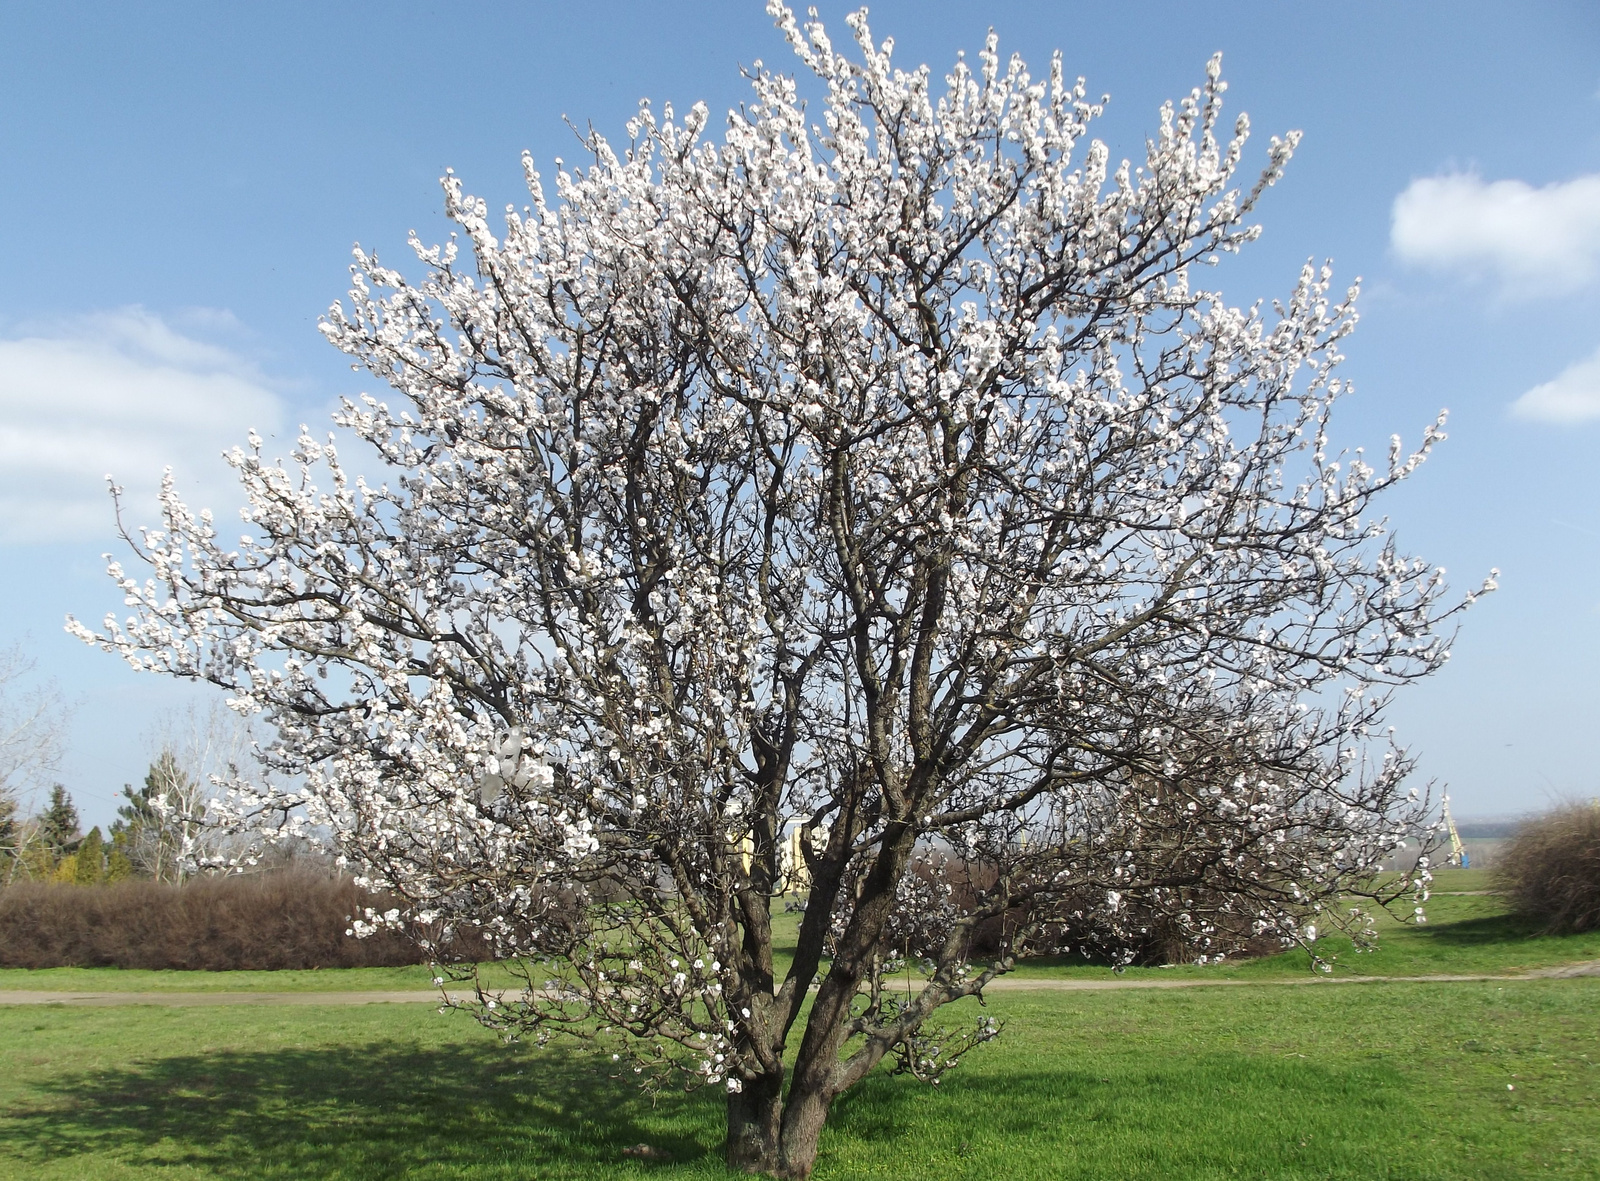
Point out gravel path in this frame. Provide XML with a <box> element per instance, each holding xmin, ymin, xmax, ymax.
<box><xmin>2</xmin><ymin>960</ymin><xmax>1595</xmax><ymax>1006</ymax></box>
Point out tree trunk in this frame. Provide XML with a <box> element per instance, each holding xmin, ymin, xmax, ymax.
<box><xmin>775</xmin><ymin>1084</ymin><xmax>832</xmax><ymax>1179</ymax></box>
<box><xmin>725</xmin><ymin>1070</ymin><xmax>785</xmax><ymax>1174</ymax></box>
<box><xmin>724</xmin><ymin>1068</ymin><xmax>839</xmax><ymax>1179</ymax></box>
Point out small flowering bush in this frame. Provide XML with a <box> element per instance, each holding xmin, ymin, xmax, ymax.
<box><xmin>72</xmin><ymin>6</ymin><xmax>1484</xmax><ymax>1176</ymax></box>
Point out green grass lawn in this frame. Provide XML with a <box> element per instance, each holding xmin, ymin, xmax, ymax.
<box><xmin>0</xmin><ymin>963</ymin><xmax>445</xmax><ymax>993</ymax></box>
<box><xmin>1</xmin><ymin>979</ymin><xmax>1595</xmax><ymax>1179</ymax></box>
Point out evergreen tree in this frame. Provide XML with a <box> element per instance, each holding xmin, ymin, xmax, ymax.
<box><xmin>105</xmin><ymin>826</ymin><xmax>136</xmax><ymax>882</ymax></box>
<box><xmin>0</xmin><ymin>788</ymin><xmax>16</xmax><ymax>859</ymax></box>
<box><xmin>112</xmin><ymin>780</ymin><xmax>154</xmax><ymax>841</ymax></box>
<box><xmin>111</xmin><ymin>751</ymin><xmax>202</xmax><ymax>882</ymax></box>
<box><xmin>0</xmin><ymin>789</ymin><xmax>23</xmax><ymax>884</ymax></box>
<box><xmin>73</xmin><ymin>826</ymin><xmax>106</xmax><ymax>885</ymax></box>
<box><xmin>38</xmin><ymin>784</ymin><xmax>80</xmax><ymax>855</ymax></box>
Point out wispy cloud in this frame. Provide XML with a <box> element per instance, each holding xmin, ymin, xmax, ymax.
<box><xmin>0</xmin><ymin>308</ymin><xmax>286</xmax><ymax>544</ymax></box>
<box><xmin>1510</xmin><ymin>345</ymin><xmax>1600</xmax><ymax>424</ymax></box>
<box><xmin>1391</xmin><ymin>172</ymin><xmax>1600</xmax><ymax>295</ymax></box>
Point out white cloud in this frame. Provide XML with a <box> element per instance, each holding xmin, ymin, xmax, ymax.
<box><xmin>1510</xmin><ymin>345</ymin><xmax>1600</xmax><ymax>424</ymax></box>
<box><xmin>0</xmin><ymin>308</ymin><xmax>286</xmax><ymax>544</ymax></box>
<box><xmin>1391</xmin><ymin>172</ymin><xmax>1600</xmax><ymax>295</ymax></box>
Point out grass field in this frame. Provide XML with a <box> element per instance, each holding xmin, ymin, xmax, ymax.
<box><xmin>2</xmin><ymin>981</ymin><xmax>1595</xmax><ymax>1179</ymax></box>
<box><xmin>2</xmin><ymin>875</ymin><xmax>1596</xmax><ymax>1179</ymax></box>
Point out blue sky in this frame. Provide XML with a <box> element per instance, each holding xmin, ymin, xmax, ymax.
<box><xmin>1</xmin><ymin>0</ymin><xmax>1596</xmax><ymax>828</ymax></box>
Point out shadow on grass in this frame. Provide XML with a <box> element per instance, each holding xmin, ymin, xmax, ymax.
<box><xmin>1420</xmin><ymin>913</ymin><xmax>1549</xmax><ymax>946</ymax></box>
<box><xmin>7</xmin><ymin>1036</ymin><xmax>1440</xmax><ymax>1180</ymax></box>
<box><xmin>3</xmin><ymin>1040</ymin><xmax>722</xmax><ymax>1179</ymax></box>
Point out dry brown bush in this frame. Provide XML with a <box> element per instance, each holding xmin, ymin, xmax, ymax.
<box><xmin>0</xmin><ymin>868</ymin><xmax>426</xmax><ymax>970</ymax></box>
<box><xmin>1494</xmin><ymin>802</ymin><xmax>1600</xmax><ymax>935</ymax></box>
<box><xmin>872</xmin><ymin>854</ymin><xmax>1285</xmax><ymax>968</ymax></box>
<box><xmin>965</xmin><ymin>879</ymin><xmax>1285</xmax><ymax>966</ymax></box>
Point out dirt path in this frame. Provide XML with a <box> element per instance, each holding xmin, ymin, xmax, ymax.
<box><xmin>2</xmin><ymin>961</ymin><xmax>1596</xmax><ymax>1007</ymax></box>
<box><xmin>981</xmin><ymin>961</ymin><xmax>1600</xmax><ymax>990</ymax></box>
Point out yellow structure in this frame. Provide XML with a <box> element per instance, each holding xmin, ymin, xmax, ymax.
<box><xmin>1442</xmin><ymin>799</ymin><xmax>1469</xmax><ymax>868</ymax></box>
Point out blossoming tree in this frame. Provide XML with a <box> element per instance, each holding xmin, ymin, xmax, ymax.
<box><xmin>73</xmin><ymin>6</ymin><xmax>1491</xmax><ymax>1175</ymax></box>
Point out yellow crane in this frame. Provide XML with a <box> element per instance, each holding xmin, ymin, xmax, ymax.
<box><xmin>1442</xmin><ymin>798</ymin><xmax>1469</xmax><ymax>869</ymax></box>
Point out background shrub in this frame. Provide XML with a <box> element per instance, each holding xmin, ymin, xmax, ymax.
<box><xmin>837</xmin><ymin>853</ymin><xmax>1287</xmax><ymax>968</ymax></box>
<box><xmin>0</xmin><ymin>868</ymin><xmax>426</xmax><ymax>970</ymax></box>
<box><xmin>1494</xmin><ymin>802</ymin><xmax>1600</xmax><ymax>934</ymax></box>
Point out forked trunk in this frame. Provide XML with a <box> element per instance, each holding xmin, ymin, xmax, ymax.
<box><xmin>724</xmin><ymin>1070</ymin><xmax>836</xmax><ymax>1179</ymax></box>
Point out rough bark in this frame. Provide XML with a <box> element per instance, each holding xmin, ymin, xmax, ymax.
<box><xmin>725</xmin><ymin>1070</ymin><xmax>785</xmax><ymax>1174</ymax></box>
<box><xmin>775</xmin><ymin>1085</ymin><xmax>833</xmax><ymax>1179</ymax></box>
<box><xmin>722</xmin><ymin>1067</ymin><xmax>841</xmax><ymax>1179</ymax></box>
